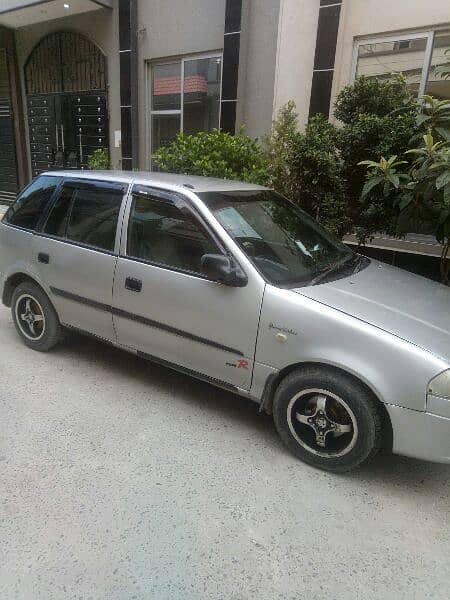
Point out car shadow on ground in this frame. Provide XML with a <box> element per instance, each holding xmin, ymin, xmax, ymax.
<box><xmin>56</xmin><ymin>330</ymin><xmax>450</xmax><ymax>486</ymax></box>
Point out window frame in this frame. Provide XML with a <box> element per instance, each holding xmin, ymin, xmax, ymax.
<box><xmin>37</xmin><ymin>178</ymin><xmax>129</xmax><ymax>256</ymax></box>
<box><xmin>122</xmin><ymin>185</ymin><xmax>232</xmax><ymax>281</ymax></box>
<box><xmin>351</xmin><ymin>30</ymin><xmax>435</xmax><ymax>97</ymax></box>
<box><xmin>146</xmin><ymin>51</ymin><xmax>224</xmax><ymax>168</ymax></box>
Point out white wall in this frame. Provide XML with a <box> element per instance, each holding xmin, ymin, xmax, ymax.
<box><xmin>272</xmin><ymin>0</ymin><xmax>319</xmax><ymax>129</ymax></box>
<box><xmin>236</xmin><ymin>0</ymin><xmax>280</xmax><ymax>138</ymax></box>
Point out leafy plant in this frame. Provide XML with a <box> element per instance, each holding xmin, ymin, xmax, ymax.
<box><xmin>153</xmin><ymin>128</ymin><xmax>269</xmax><ymax>185</ymax></box>
<box><xmin>87</xmin><ymin>148</ymin><xmax>110</xmax><ymax>170</ymax></box>
<box><xmin>414</xmin><ymin>95</ymin><xmax>450</xmax><ymax>143</ymax></box>
<box><xmin>359</xmin><ymin>131</ymin><xmax>450</xmax><ymax>284</ymax></box>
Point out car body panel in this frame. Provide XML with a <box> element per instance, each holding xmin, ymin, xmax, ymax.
<box><xmin>0</xmin><ymin>225</ymin><xmax>47</xmax><ymax>298</ymax></box>
<box><xmin>255</xmin><ymin>284</ymin><xmax>448</xmax><ymax>412</ymax></box>
<box><xmin>113</xmin><ymin>257</ymin><xmax>264</xmax><ymax>389</ymax></box>
<box><xmin>297</xmin><ymin>260</ymin><xmax>450</xmax><ymax>363</ymax></box>
<box><xmin>386</xmin><ymin>404</ymin><xmax>450</xmax><ymax>463</ymax></box>
<box><xmin>33</xmin><ymin>235</ymin><xmax>118</xmax><ymax>341</ymax></box>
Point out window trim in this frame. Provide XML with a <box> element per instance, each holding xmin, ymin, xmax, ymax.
<box><xmin>147</xmin><ymin>51</ymin><xmax>223</xmax><ymax>168</ymax></box>
<box><xmin>38</xmin><ymin>178</ymin><xmax>129</xmax><ymax>255</ymax></box>
<box><xmin>351</xmin><ymin>30</ymin><xmax>435</xmax><ymax>97</ymax></box>
<box><xmin>123</xmin><ymin>184</ymin><xmax>227</xmax><ymax>280</ymax></box>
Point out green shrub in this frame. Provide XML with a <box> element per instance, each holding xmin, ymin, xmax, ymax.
<box><xmin>262</xmin><ymin>100</ymin><xmax>298</xmax><ymax>199</ymax></box>
<box><xmin>153</xmin><ymin>128</ymin><xmax>269</xmax><ymax>185</ymax></box>
<box><xmin>87</xmin><ymin>148</ymin><xmax>110</xmax><ymax>170</ymax></box>
<box><xmin>262</xmin><ymin>105</ymin><xmax>350</xmax><ymax>236</ymax></box>
<box><xmin>288</xmin><ymin>115</ymin><xmax>350</xmax><ymax>237</ymax></box>
<box><xmin>333</xmin><ymin>75</ymin><xmax>417</xmax><ymax>237</ymax></box>
<box><xmin>359</xmin><ymin>99</ymin><xmax>450</xmax><ymax>284</ymax></box>
<box><xmin>334</xmin><ymin>75</ymin><xmax>415</xmax><ymax>124</ymax></box>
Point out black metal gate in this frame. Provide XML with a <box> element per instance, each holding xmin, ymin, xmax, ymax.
<box><xmin>0</xmin><ymin>48</ymin><xmax>19</xmax><ymax>204</ymax></box>
<box><xmin>25</xmin><ymin>32</ymin><xmax>109</xmax><ymax>178</ymax></box>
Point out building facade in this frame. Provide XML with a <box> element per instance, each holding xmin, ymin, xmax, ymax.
<box><xmin>0</xmin><ymin>0</ymin><xmax>449</xmax><ymax>205</ymax></box>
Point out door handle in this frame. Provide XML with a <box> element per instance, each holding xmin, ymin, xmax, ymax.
<box><xmin>38</xmin><ymin>252</ymin><xmax>49</xmax><ymax>264</ymax></box>
<box><xmin>125</xmin><ymin>277</ymin><xmax>142</xmax><ymax>292</ymax></box>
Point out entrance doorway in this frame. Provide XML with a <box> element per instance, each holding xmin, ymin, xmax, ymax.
<box><xmin>25</xmin><ymin>32</ymin><xmax>109</xmax><ymax>178</ymax></box>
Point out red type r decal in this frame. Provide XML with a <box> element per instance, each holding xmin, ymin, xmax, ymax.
<box><xmin>226</xmin><ymin>359</ymin><xmax>249</xmax><ymax>370</ymax></box>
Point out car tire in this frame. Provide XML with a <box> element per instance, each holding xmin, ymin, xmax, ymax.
<box><xmin>272</xmin><ymin>367</ymin><xmax>384</xmax><ymax>472</ymax></box>
<box><xmin>11</xmin><ymin>281</ymin><xmax>63</xmax><ymax>352</ymax></box>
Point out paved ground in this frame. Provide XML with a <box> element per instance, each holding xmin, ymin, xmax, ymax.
<box><xmin>0</xmin><ymin>306</ymin><xmax>449</xmax><ymax>600</ymax></box>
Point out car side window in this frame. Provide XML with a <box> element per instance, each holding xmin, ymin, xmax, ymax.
<box><xmin>42</xmin><ymin>181</ymin><xmax>124</xmax><ymax>252</ymax></box>
<box><xmin>3</xmin><ymin>176</ymin><xmax>61</xmax><ymax>231</ymax></box>
<box><xmin>127</xmin><ymin>189</ymin><xmax>219</xmax><ymax>274</ymax></box>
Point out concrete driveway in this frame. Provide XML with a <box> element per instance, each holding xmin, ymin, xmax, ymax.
<box><xmin>0</xmin><ymin>305</ymin><xmax>449</xmax><ymax>600</ymax></box>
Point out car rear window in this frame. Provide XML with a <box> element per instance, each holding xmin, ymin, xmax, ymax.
<box><xmin>3</xmin><ymin>176</ymin><xmax>61</xmax><ymax>231</ymax></box>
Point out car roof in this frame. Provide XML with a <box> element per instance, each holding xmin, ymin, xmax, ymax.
<box><xmin>41</xmin><ymin>170</ymin><xmax>269</xmax><ymax>193</ymax></box>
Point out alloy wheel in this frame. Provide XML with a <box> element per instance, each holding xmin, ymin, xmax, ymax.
<box><xmin>287</xmin><ymin>388</ymin><xmax>358</xmax><ymax>458</ymax></box>
<box><xmin>15</xmin><ymin>294</ymin><xmax>46</xmax><ymax>341</ymax></box>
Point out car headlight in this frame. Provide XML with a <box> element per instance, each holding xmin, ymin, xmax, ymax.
<box><xmin>428</xmin><ymin>370</ymin><xmax>450</xmax><ymax>399</ymax></box>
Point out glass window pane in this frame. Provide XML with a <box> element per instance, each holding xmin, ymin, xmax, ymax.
<box><xmin>66</xmin><ymin>186</ymin><xmax>123</xmax><ymax>251</ymax></box>
<box><xmin>183</xmin><ymin>57</ymin><xmax>222</xmax><ymax>136</ymax></box>
<box><xmin>356</xmin><ymin>38</ymin><xmax>427</xmax><ymax>95</ymax></box>
<box><xmin>152</xmin><ymin>62</ymin><xmax>181</xmax><ymax>110</ymax></box>
<box><xmin>42</xmin><ymin>186</ymin><xmax>73</xmax><ymax>237</ymax></box>
<box><xmin>151</xmin><ymin>113</ymin><xmax>180</xmax><ymax>153</ymax></box>
<box><xmin>127</xmin><ymin>190</ymin><xmax>218</xmax><ymax>273</ymax></box>
<box><xmin>5</xmin><ymin>176</ymin><xmax>60</xmax><ymax>231</ymax></box>
<box><xmin>425</xmin><ymin>31</ymin><xmax>450</xmax><ymax>100</ymax></box>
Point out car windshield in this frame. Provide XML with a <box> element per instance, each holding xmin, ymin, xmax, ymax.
<box><xmin>199</xmin><ymin>190</ymin><xmax>359</xmax><ymax>287</ymax></box>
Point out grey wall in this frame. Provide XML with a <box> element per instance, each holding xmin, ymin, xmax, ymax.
<box><xmin>236</xmin><ymin>0</ymin><xmax>280</xmax><ymax>139</ymax></box>
<box><xmin>136</xmin><ymin>0</ymin><xmax>226</xmax><ymax>168</ymax></box>
<box><xmin>14</xmin><ymin>5</ymin><xmax>121</xmax><ymax>173</ymax></box>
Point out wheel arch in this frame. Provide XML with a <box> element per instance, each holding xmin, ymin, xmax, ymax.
<box><xmin>2</xmin><ymin>272</ymin><xmax>48</xmax><ymax>307</ymax></box>
<box><xmin>261</xmin><ymin>361</ymin><xmax>393</xmax><ymax>452</ymax></box>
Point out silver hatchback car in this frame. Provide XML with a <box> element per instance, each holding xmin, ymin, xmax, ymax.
<box><xmin>1</xmin><ymin>171</ymin><xmax>449</xmax><ymax>472</ymax></box>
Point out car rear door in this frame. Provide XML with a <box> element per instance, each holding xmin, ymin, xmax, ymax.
<box><xmin>112</xmin><ymin>185</ymin><xmax>265</xmax><ymax>391</ymax></box>
<box><xmin>33</xmin><ymin>178</ymin><xmax>128</xmax><ymax>341</ymax></box>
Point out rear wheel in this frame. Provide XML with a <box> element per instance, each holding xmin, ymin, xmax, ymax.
<box><xmin>273</xmin><ymin>367</ymin><xmax>383</xmax><ymax>472</ymax></box>
<box><xmin>11</xmin><ymin>282</ymin><xmax>62</xmax><ymax>352</ymax></box>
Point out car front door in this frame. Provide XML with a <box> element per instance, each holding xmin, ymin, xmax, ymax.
<box><xmin>112</xmin><ymin>185</ymin><xmax>265</xmax><ymax>391</ymax></box>
<box><xmin>33</xmin><ymin>178</ymin><xmax>128</xmax><ymax>341</ymax></box>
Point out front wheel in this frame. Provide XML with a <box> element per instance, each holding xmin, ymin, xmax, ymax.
<box><xmin>273</xmin><ymin>367</ymin><xmax>384</xmax><ymax>472</ymax></box>
<box><xmin>11</xmin><ymin>282</ymin><xmax>62</xmax><ymax>352</ymax></box>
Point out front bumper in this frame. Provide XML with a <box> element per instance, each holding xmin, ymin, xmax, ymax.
<box><xmin>386</xmin><ymin>403</ymin><xmax>450</xmax><ymax>464</ymax></box>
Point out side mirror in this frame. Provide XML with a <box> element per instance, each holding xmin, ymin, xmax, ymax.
<box><xmin>201</xmin><ymin>254</ymin><xmax>248</xmax><ymax>287</ymax></box>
